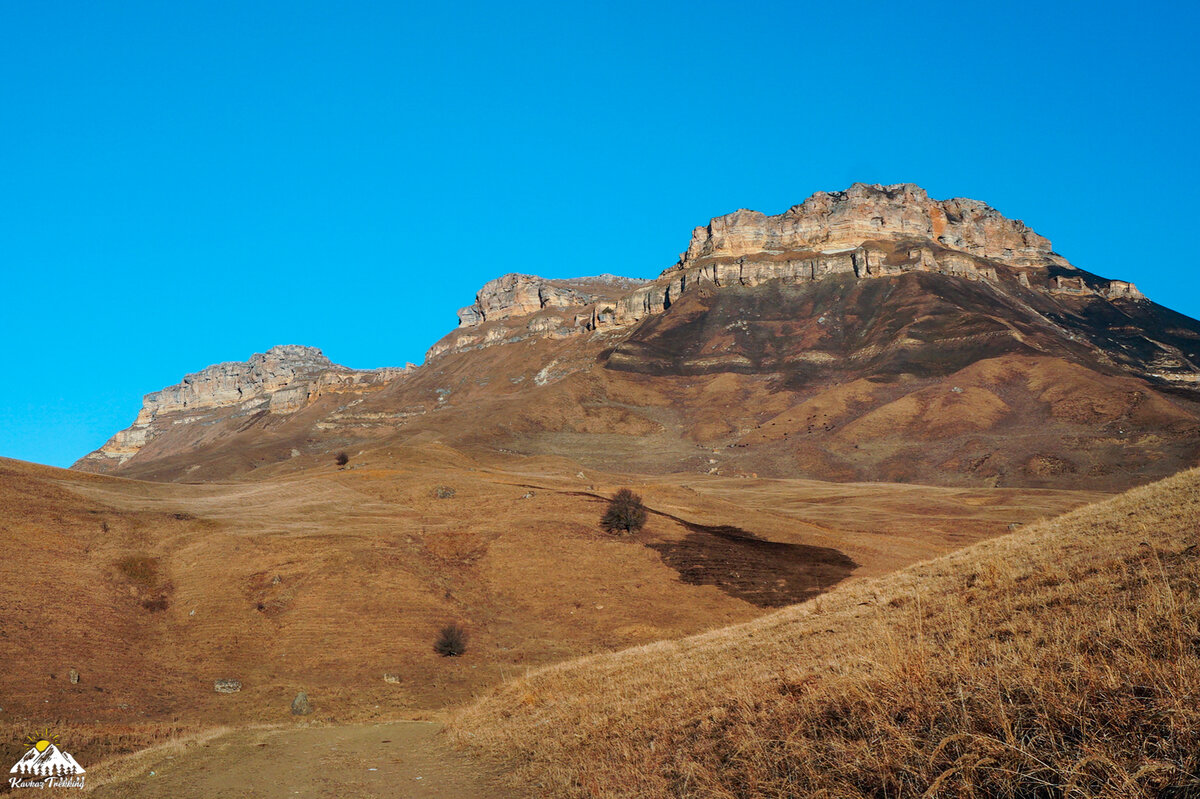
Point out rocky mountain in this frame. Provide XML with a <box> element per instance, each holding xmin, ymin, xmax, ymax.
<box><xmin>454</xmin><ymin>273</ymin><xmax>646</xmax><ymax>328</ymax></box>
<box><xmin>76</xmin><ymin>346</ymin><xmax>405</xmax><ymax>472</ymax></box>
<box><xmin>76</xmin><ymin>184</ymin><xmax>1200</xmax><ymax>488</ymax></box>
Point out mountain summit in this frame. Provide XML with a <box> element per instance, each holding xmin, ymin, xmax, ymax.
<box><xmin>77</xmin><ymin>184</ymin><xmax>1200</xmax><ymax>488</ymax></box>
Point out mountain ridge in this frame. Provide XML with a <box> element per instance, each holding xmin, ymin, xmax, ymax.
<box><xmin>74</xmin><ymin>184</ymin><xmax>1200</xmax><ymax>489</ymax></box>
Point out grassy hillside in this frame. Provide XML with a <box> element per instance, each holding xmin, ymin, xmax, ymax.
<box><xmin>2</xmin><ymin>448</ymin><xmax>1091</xmax><ymax>747</ymax></box>
<box><xmin>451</xmin><ymin>468</ymin><xmax>1200</xmax><ymax>798</ymax></box>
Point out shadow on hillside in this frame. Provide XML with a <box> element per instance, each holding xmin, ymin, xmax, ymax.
<box><xmin>554</xmin><ymin>487</ymin><xmax>858</xmax><ymax>608</ymax></box>
<box><xmin>644</xmin><ymin>513</ymin><xmax>858</xmax><ymax>608</ymax></box>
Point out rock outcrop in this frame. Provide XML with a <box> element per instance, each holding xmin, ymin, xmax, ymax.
<box><xmin>674</xmin><ymin>183</ymin><xmax>1056</xmax><ymax>269</ymax></box>
<box><xmin>429</xmin><ymin>183</ymin><xmax>1145</xmax><ymax>359</ymax></box>
<box><xmin>457</xmin><ymin>274</ymin><xmax>596</xmax><ymax>327</ymax></box>
<box><xmin>75</xmin><ymin>346</ymin><xmax>404</xmax><ymax>470</ymax></box>
<box><xmin>456</xmin><ymin>274</ymin><xmax>646</xmax><ymax>327</ymax></box>
<box><xmin>75</xmin><ymin>183</ymin><xmax>1199</xmax><ymax>490</ymax></box>
<box><xmin>141</xmin><ymin>345</ymin><xmax>346</xmax><ymax>415</ymax></box>
<box><xmin>291</xmin><ymin>691</ymin><xmax>312</xmax><ymax>715</ymax></box>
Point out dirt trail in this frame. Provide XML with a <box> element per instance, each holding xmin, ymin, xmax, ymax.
<box><xmin>89</xmin><ymin>722</ymin><xmax>517</xmax><ymax>799</ymax></box>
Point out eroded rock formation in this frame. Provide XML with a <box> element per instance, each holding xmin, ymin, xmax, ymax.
<box><xmin>675</xmin><ymin>183</ymin><xmax>1056</xmax><ymax>268</ymax></box>
<box><xmin>76</xmin><ymin>346</ymin><xmax>404</xmax><ymax>470</ymax></box>
<box><xmin>457</xmin><ymin>274</ymin><xmax>596</xmax><ymax>327</ymax></box>
<box><xmin>429</xmin><ymin>183</ymin><xmax>1145</xmax><ymax>359</ymax></box>
<box><xmin>78</xmin><ymin>183</ymin><xmax>1198</xmax><ymax>488</ymax></box>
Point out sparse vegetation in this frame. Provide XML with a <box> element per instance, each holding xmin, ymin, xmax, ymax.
<box><xmin>334</xmin><ymin>451</ymin><xmax>349</xmax><ymax>467</ymax></box>
<box><xmin>0</xmin><ymin>436</ymin><xmax>1110</xmax><ymax>795</ymax></box>
<box><xmin>141</xmin><ymin>595</ymin><xmax>170</xmax><ymax>612</ymax></box>
<box><xmin>116</xmin><ymin>555</ymin><xmax>170</xmax><ymax>612</ymax></box>
<box><xmin>433</xmin><ymin>485</ymin><xmax>456</xmax><ymax>499</ymax></box>
<box><xmin>434</xmin><ymin>623</ymin><xmax>467</xmax><ymax>657</ymax></box>
<box><xmin>0</xmin><ymin>720</ymin><xmax>218</xmax><ymax>790</ymax></box>
<box><xmin>116</xmin><ymin>555</ymin><xmax>158</xmax><ymax>589</ymax></box>
<box><xmin>600</xmin><ymin>488</ymin><xmax>647</xmax><ymax>534</ymax></box>
<box><xmin>454</xmin><ymin>468</ymin><xmax>1200</xmax><ymax>798</ymax></box>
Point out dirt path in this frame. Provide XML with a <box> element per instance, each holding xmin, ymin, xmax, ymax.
<box><xmin>89</xmin><ymin>722</ymin><xmax>518</xmax><ymax>799</ymax></box>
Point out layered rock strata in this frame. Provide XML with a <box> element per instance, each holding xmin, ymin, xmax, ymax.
<box><xmin>673</xmin><ymin>183</ymin><xmax>1057</xmax><ymax>268</ymax></box>
<box><xmin>76</xmin><ymin>346</ymin><xmax>404</xmax><ymax>469</ymax></box>
<box><xmin>430</xmin><ymin>183</ymin><xmax>1145</xmax><ymax>359</ymax></box>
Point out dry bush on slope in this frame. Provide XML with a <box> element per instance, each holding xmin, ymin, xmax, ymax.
<box><xmin>451</xmin><ymin>468</ymin><xmax>1200</xmax><ymax>798</ymax></box>
<box><xmin>601</xmin><ymin>488</ymin><xmax>648</xmax><ymax>534</ymax></box>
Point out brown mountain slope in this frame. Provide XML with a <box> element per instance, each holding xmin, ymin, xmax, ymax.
<box><xmin>75</xmin><ymin>184</ymin><xmax>1200</xmax><ymax>489</ymax></box>
<box><xmin>450</xmin><ymin>466</ymin><xmax>1200</xmax><ymax>798</ymax></box>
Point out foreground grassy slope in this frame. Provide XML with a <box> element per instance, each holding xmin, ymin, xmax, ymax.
<box><xmin>3</xmin><ymin>448</ymin><xmax>1092</xmax><ymax>744</ymax></box>
<box><xmin>452</xmin><ymin>468</ymin><xmax>1200</xmax><ymax>798</ymax></box>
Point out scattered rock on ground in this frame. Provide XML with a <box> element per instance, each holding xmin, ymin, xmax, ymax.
<box><xmin>291</xmin><ymin>691</ymin><xmax>312</xmax><ymax>715</ymax></box>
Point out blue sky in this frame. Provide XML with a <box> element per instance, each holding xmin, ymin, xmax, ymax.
<box><xmin>3</xmin><ymin>0</ymin><xmax>1198</xmax><ymax>467</ymax></box>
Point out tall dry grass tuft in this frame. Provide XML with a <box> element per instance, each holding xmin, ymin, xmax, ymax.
<box><xmin>450</xmin><ymin>468</ymin><xmax>1200</xmax><ymax>798</ymax></box>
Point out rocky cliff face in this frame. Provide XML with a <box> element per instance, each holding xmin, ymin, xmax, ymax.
<box><xmin>76</xmin><ymin>183</ymin><xmax>1200</xmax><ymax>490</ymax></box>
<box><xmin>457</xmin><ymin>274</ymin><xmax>595</xmax><ymax>327</ymax></box>
<box><xmin>75</xmin><ymin>346</ymin><xmax>404</xmax><ymax>471</ymax></box>
<box><xmin>456</xmin><ymin>274</ymin><xmax>648</xmax><ymax>328</ymax></box>
<box><xmin>429</xmin><ymin>183</ymin><xmax>1145</xmax><ymax>360</ymax></box>
<box><xmin>143</xmin><ymin>345</ymin><xmax>343</xmax><ymax>415</ymax></box>
<box><xmin>676</xmin><ymin>183</ymin><xmax>1056</xmax><ymax>268</ymax></box>
<box><xmin>432</xmin><ymin>274</ymin><xmax>647</xmax><ymax>360</ymax></box>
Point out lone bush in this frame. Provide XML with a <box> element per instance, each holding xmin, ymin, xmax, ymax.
<box><xmin>434</xmin><ymin>623</ymin><xmax>467</xmax><ymax>657</ymax></box>
<box><xmin>433</xmin><ymin>485</ymin><xmax>456</xmax><ymax>499</ymax></box>
<box><xmin>601</xmin><ymin>488</ymin><xmax>648</xmax><ymax>534</ymax></box>
<box><xmin>334</xmin><ymin>452</ymin><xmax>349</xmax><ymax>467</ymax></box>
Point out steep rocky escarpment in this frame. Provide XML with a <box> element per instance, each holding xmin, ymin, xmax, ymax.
<box><xmin>75</xmin><ymin>346</ymin><xmax>404</xmax><ymax>472</ymax></box>
<box><xmin>428</xmin><ymin>183</ymin><xmax>1150</xmax><ymax>362</ymax></box>
<box><xmin>456</xmin><ymin>274</ymin><xmax>645</xmax><ymax>327</ymax></box>
<box><xmin>75</xmin><ymin>184</ymin><xmax>1200</xmax><ymax>489</ymax></box>
<box><xmin>675</xmin><ymin>182</ymin><xmax>1056</xmax><ymax>267</ymax></box>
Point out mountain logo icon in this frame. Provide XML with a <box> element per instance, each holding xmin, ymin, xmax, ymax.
<box><xmin>9</xmin><ymin>730</ymin><xmax>85</xmax><ymax>789</ymax></box>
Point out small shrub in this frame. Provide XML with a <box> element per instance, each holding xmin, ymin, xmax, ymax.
<box><xmin>601</xmin><ymin>488</ymin><xmax>648</xmax><ymax>534</ymax></box>
<box><xmin>434</xmin><ymin>623</ymin><xmax>467</xmax><ymax>657</ymax></box>
<box><xmin>334</xmin><ymin>452</ymin><xmax>349</xmax><ymax>467</ymax></box>
<box><xmin>433</xmin><ymin>485</ymin><xmax>456</xmax><ymax>499</ymax></box>
<box><xmin>141</xmin><ymin>595</ymin><xmax>170</xmax><ymax>612</ymax></box>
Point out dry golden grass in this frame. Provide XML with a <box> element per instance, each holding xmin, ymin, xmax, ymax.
<box><xmin>451</xmin><ymin>467</ymin><xmax>1200</xmax><ymax>798</ymax></box>
<box><xmin>0</xmin><ymin>720</ymin><xmax>216</xmax><ymax>786</ymax></box>
<box><xmin>79</xmin><ymin>724</ymin><xmax>236</xmax><ymax>793</ymax></box>
<box><xmin>2</xmin><ymin>448</ymin><xmax>1092</xmax><ymax>731</ymax></box>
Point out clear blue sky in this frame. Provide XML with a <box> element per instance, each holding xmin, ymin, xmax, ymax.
<box><xmin>3</xmin><ymin>1</ymin><xmax>1198</xmax><ymax>467</ymax></box>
